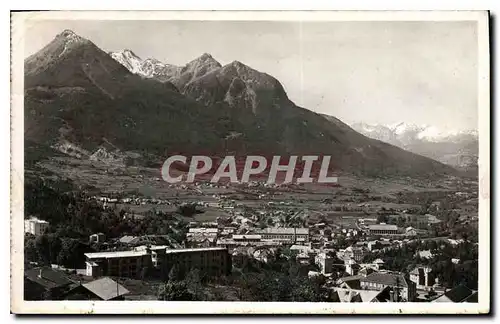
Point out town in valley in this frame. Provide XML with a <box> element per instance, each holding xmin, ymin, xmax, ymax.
<box><xmin>22</xmin><ymin>23</ymin><xmax>480</xmax><ymax>304</ymax></box>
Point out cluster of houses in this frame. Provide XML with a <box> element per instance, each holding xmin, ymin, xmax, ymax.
<box><xmin>24</xmin><ymin>190</ymin><xmax>476</xmax><ymax>303</ymax></box>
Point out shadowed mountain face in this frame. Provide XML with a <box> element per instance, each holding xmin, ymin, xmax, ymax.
<box><xmin>25</xmin><ymin>30</ymin><xmax>457</xmax><ymax>177</ymax></box>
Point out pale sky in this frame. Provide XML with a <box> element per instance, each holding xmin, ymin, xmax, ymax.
<box><xmin>24</xmin><ymin>20</ymin><xmax>478</xmax><ymax>131</ymax></box>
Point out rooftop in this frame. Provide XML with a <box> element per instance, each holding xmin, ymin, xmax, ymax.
<box><xmin>331</xmin><ymin>287</ymin><xmax>388</xmax><ymax>303</ymax></box>
<box><xmin>432</xmin><ymin>285</ymin><xmax>475</xmax><ymax>303</ymax></box>
<box><xmin>82</xmin><ymin>277</ymin><xmax>129</xmax><ymax>300</ymax></box>
<box><xmin>233</xmin><ymin>234</ymin><xmax>262</xmax><ymax>240</ymax></box>
<box><xmin>257</xmin><ymin>227</ymin><xmax>309</xmax><ymax>235</ymax></box>
<box><xmin>25</xmin><ymin>267</ymin><xmax>73</xmax><ymax>289</ymax></box>
<box><xmin>360</xmin><ymin>271</ymin><xmax>409</xmax><ymax>288</ymax></box>
<box><xmin>85</xmin><ymin>250</ymin><xmax>149</xmax><ymax>259</ymax></box>
<box><xmin>368</xmin><ymin>224</ymin><xmax>398</xmax><ymax>231</ymax></box>
<box><xmin>25</xmin><ymin>217</ymin><xmax>49</xmax><ymax>224</ymax></box>
<box><xmin>165</xmin><ymin>247</ymin><xmax>227</xmax><ymax>254</ymax></box>
<box><xmin>188</xmin><ymin>228</ymin><xmax>219</xmax><ymax>233</ymax></box>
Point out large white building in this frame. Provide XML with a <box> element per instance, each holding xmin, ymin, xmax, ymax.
<box><xmin>368</xmin><ymin>224</ymin><xmax>399</xmax><ymax>236</ymax></box>
<box><xmin>24</xmin><ymin>217</ymin><xmax>49</xmax><ymax>236</ymax></box>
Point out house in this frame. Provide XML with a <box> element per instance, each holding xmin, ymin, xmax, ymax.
<box><xmin>24</xmin><ymin>217</ymin><xmax>49</xmax><ymax>236</ymax></box>
<box><xmin>24</xmin><ymin>267</ymin><xmax>74</xmax><ymax>300</ymax></box>
<box><xmin>416</xmin><ymin>250</ymin><xmax>434</xmax><ymax>260</ymax></box>
<box><xmin>432</xmin><ymin>285</ymin><xmax>477</xmax><ymax>303</ymax></box>
<box><xmin>65</xmin><ymin>277</ymin><xmax>129</xmax><ymax>300</ymax></box>
<box><xmin>359</xmin><ymin>271</ymin><xmax>417</xmax><ymax>301</ymax></box>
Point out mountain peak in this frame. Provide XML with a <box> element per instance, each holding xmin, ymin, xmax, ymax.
<box><xmin>56</xmin><ymin>29</ymin><xmax>88</xmax><ymax>44</ymax></box>
<box><xmin>187</xmin><ymin>53</ymin><xmax>221</xmax><ymax>68</ymax></box>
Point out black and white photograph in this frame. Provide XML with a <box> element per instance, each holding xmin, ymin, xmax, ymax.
<box><xmin>10</xmin><ymin>10</ymin><xmax>490</xmax><ymax>314</ymax></box>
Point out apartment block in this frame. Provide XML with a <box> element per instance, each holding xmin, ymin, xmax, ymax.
<box><xmin>24</xmin><ymin>217</ymin><xmax>50</xmax><ymax>236</ymax></box>
<box><xmin>84</xmin><ymin>246</ymin><xmax>231</xmax><ymax>280</ymax></box>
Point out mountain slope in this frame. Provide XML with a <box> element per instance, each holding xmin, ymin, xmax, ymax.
<box><xmin>26</xmin><ymin>30</ymin><xmax>457</xmax><ymax>177</ymax></box>
<box><xmin>24</xmin><ymin>30</ymin><xmax>233</xmax><ymax>156</ymax></box>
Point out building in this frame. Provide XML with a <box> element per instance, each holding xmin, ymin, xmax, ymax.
<box><xmin>315</xmin><ymin>252</ymin><xmax>334</xmax><ymax>274</ymax></box>
<box><xmin>255</xmin><ymin>227</ymin><xmax>309</xmax><ymax>243</ymax></box>
<box><xmin>359</xmin><ymin>271</ymin><xmax>417</xmax><ymax>302</ymax></box>
<box><xmin>85</xmin><ymin>246</ymin><xmax>231</xmax><ymax>280</ymax></box>
<box><xmin>405</xmin><ymin>227</ymin><xmax>418</xmax><ymax>237</ymax></box>
<box><xmin>84</xmin><ymin>250</ymin><xmax>152</xmax><ymax>279</ymax></box>
<box><xmin>432</xmin><ymin>284</ymin><xmax>477</xmax><ymax>303</ymax></box>
<box><xmin>409</xmin><ymin>266</ymin><xmax>435</xmax><ymax>291</ymax></box>
<box><xmin>217</xmin><ymin>234</ymin><xmax>279</xmax><ymax>249</ymax></box>
<box><xmin>89</xmin><ymin>233</ymin><xmax>106</xmax><ymax>244</ymax></box>
<box><xmin>368</xmin><ymin>224</ymin><xmax>399</xmax><ymax>236</ymax></box>
<box><xmin>24</xmin><ymin>217</ymin><xmax>49</xmax><ymax>236</ymax></box>
<box><xmin>187</xmin><ymin>228</ymin><xmax>219</xmax><ymax>248</ymax></box>
<box><xmin>367</xmin><ymin>240</ymin><xmax>393</xmax><ymax>251</ymax></box>
<box><xmin>162</xmin><ymin>247</ymin><xmax>231</xmax><ymax>278</ymax></box>
<box><xmin>24</xmin><ymin>267</ymin><xmax>74</xmax><ymax>300</ymax></box>
<box><xmin>134</xmin><ymin>245</ymin><xmax>169</xmax><ymax>269</ymax></box>
<box><xmin>344</xmin><ymin>259</ymin><xmax>361</xmax><ymax>276</ymax></box>
<box><xmin>343</xmin><ymin>246</ymin><xmax>367</xmax><ymax>262</ymax></box>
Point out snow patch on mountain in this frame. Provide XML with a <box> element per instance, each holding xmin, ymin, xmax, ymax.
<box><xmin>110</xmin><ymin>50</ymin><xmax>220</xmax><ymax>84</ymax></box>
<box><xmin>110</xmin><ymin>50</ymin><xmax>146</xmax><ymax>75</ymax></box>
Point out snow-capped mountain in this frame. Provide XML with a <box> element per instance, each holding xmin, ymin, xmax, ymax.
<box><xmin>354</xmin><ymin>122</ymin><xmax>478</xmax><ymax>144</ymax></box>
<box><xmin>110</xmin><ymin>49</ymin><xmax>182</xmax><ymax>82</ymax></box>
<box><xmin>351</xmin><ymin>122</ymin><xmax>478</xmax><ymax>171</ymax></box>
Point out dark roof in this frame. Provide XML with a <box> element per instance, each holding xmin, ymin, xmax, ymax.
<box><xmin>82</xmin><ymin>277</ymin><xmax>129</xmax><ymax>301</ymax></box>
<box><xmin>443</xmin><ymin>285</ymin><xmax>474</xmax><ymax>302</ymax></box>
<box><xmin>24</xmin><ymin>267</ymin><xmax>73</xmax><ymax>289</ymax></box>
<box><xmin>360</xmin><ymin>272</ymin><xmax>409</xmax><ymax>288</ymax></box>
<box><xmin>464</xmin><ymin>292</ymin><xmax>478</xmax><ymax>303</ymax></box>
<box><xmin>339</xmin><ymin>274</ymin><xmax>364</xmax><ymax>282</ymax></box>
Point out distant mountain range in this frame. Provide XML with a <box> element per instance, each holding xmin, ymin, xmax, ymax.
<box><xmin>24</xmin><ymin>29</ymin><xmax>457</xmax><ymax>178</ymax></box>
<box><xmin>351</xmin><ymin>122</ymin><xmax>478</xmax><ymax>170</ymax></box>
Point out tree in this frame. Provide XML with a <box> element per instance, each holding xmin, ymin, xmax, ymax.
<box><xmin>168</xmin><ymin>265</ymin><xmax>182</xmax><ymax>282</ymax></box>
<box><xmin>377</xmin><ymin>214</ymin><xmax>388</xmax><ymax>224</ymax></box>
<box><xmin>185</xmin><ymin>269</ymin><xmax>204</xmax><ymax>300</ymax></box>
<box><xmin>157</xmin><ymin>281</ymin><xmax>194</xmax><ymax>301</ymax></box>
